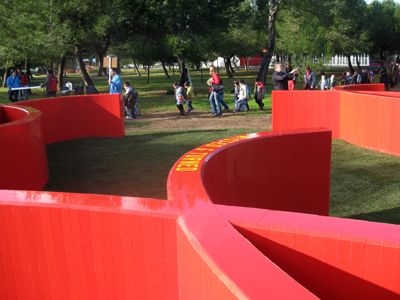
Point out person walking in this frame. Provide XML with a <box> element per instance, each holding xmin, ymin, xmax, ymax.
<box><xmin>303</xmin><ymin>66</ymin><xmax>316</xmax><ymax>90</ymax></box>
<box><xmin>207</xmin><ymin>66</ymin><xmax>223</xmax><ymax>116</ymax></box>
<box><xmin>254</xmin><ymin>77</ymin><xmax>265</xmax><ymax>110</ymax></box>
<box><xmin>109</xmin><ymin>68</ymin><xmax>122</xmax><ymax>94</ymax></box>
<box><xmin>272</xmin><ymin>62</ymin><xmax>298</xmax><ymax>90</ymax></box>
<box><xmin>6</xmin><ymin>71</ymin><xmax>21</xmax><ymax>102</ymax></box>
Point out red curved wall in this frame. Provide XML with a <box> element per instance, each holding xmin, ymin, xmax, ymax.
<box><xmin>1</xmin><ymin>127</ymin><xmax>400</xmax><ymax>299</ymax></box>
<box><xmin>1</xmin><ymin>86</ymin><xmax>400</xmax><ymax>299</ymax></box>
<box><xmin>272</xmin><ymin>91</ymin><xmax>341</xmax><ymax>138</ymax></box>
<box><xmin>0</xmin><ymin>106</ymin><xmax>48</xmax><ymax>190</ymax></box>
<box><xmin>13</xmin><ymin>94</ymin><xmax>125</xmax><ymax>144</ymax></box>
<box><xmin>272</xmin><ymin>84</ymin><xmax>400</xmax><ymax>157</ymax></box>
<box><xmin>201</xmin><ymin>129</ymin><xmax>331</xmax><ymax>215</ymax></box>
<box><xmin>0</xmin><ymin>94</ymin><xmax>124</xmax><ymax>190</ymax></box>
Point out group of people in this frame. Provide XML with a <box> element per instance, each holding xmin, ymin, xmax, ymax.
<box><xmin>6</xmin><ymin>68</ymin><xmax>59</xmax><ymax>102</ymax></box>
<box><xmin>172</xmin><ymin>66</ymin><xmax>267</xmax><ymax>117</ymax></box>
<box><xmin>108</xmin><ymin>68</ymin><xmax>141</xmax><ymax>119</ymax></box>
<box><xmin>6</xmin><ymin>68</ymin><xmax>30</xmax><ymax>102</ymax></box>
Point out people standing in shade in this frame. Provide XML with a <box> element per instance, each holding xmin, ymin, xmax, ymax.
<box><xmin>379</xmin><ymin>63</ymin><xmax>389</xmax><ymax>91</ymax></box>
<box><xmin>173</xmin><ymin>81</ymin><xmax>186</xmax><ymax>116</ymax></box>
<box><xmin>235</xmin><ymin>79</ymin><xmax>249</xmax><ymax>112</ymax></box>
<box><xmin>345</xmin><ymin>71</ymin><xmax>352</xmax><ymax>85</ymax></box>
<box><xmin>339</xmin><ymin>71</ymin><xmax>347</xmax><ymax>85</ymax></box>
<box><xmin>232</xmin><ymin>80</ymin><xmax>242</xmax><ymax>112</ymax></box>
<box><xmin>272</xmin><ymin>62</ymin><xmax>298</xmax><ymax>90</ymax></box>
<box><xmin>42</xmin><ymin>69</ymin><xmax>59</xmax><ymax>98</ymax></box>
<box><xmin>219</xmin><ymin>89</ymin><xmax>230</xmax><ymax>111</ymax></box>
<box><xmin>6</xmin><ymin>71</ymin><xmax>21</xmax><ymax>102</ymax></box>
<box><xmin>207</xmin><ymin>66</ymin><xmax>223</xmax><ymax>116</ymax></box>
<box><xmin>16</xmin><ymin>68</ymin><xmax>29</xmax><ymax>101</ymax></box>
<box><xmin>184</xmin><ymin>81</ymin><xmax>195</xmax><ymax>113</ymax></box>
<box><xmin>285</xmin><ymin>61</ymin><xmax>296</xmax><ymax>90</ymax></box>
<box><xmin>109</xmin><ymin>68</ymin><xmax>122</xmax><ymax>94</ymax></box>
<box><xmin>326</xmin><ymin>75</ymin><xmax>337</xmax><ymax>90</ymax></box>
<box><xmin>388</xmin><ymin>61</ymin><xmax>398</xmax><ymax>89</ymax></box>
<box><xmin>303</xmin><ymin>66</ymin><xmax>316</xmax><ymax>90</ymax></box>
<box><xmin>123</xmin><ymin>81</ymin><xmax>137</xmax><ymax>119</ymax></box>
<box><xmin>316</xmin><ymin>75</ymin><xmax>328</xmax><ymax>90</ymax></box>
<box><xmin>254</xmin><ymin>77</ymin><xmax>265</xmax><ymax>110</ymax></box>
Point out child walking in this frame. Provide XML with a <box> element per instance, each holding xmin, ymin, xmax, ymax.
<box><xmin>184</xmin><ymin>81</ymin><xmax>195</xmax><ymax>112</ymax></box>
<box><xmin>173</xmin><ymin>81</ymin><xmax>186</xmax><ymax>116</ymax></box>
<box><xmin>123</xmin><ymin>81</ymin><xmax>137</xmax><ymax>119</ymax></box>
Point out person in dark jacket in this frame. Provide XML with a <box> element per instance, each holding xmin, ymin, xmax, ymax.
<box><xmin>303</xmin><ymin>66</ymin><xmax>316</xmax><ymax>90</ymax></box>
<box><xmin>123</xmin><ymin>81</ymin><xmax>137</xmax><ymax>119</ymax></box>
<box><xmin>272</xmin><ymin>62</ymin><xmax>298</xmax><ymax>90</ymax></box>
<box><xmin>379</xmin><ymin>63</ymin><xmax>389</xmax><ymax>91</ymax></box>
<box><xmin>254</xmin><ymin>77</ymin><xmax>265</xmax><ymax>110</ymax></box>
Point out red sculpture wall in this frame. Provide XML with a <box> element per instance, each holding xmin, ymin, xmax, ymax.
<box><xmin>13</xmin><ymin>94</ymin><xmax>125</xmax><ymax>144</ymax></box>
<box><xmin>0</xmin><ymin>94</ymin><xmax>125</xmax><ymax>190</ymax></box>
<box><xmin>272</xmin><ymin>84</ymin><xmax>400</xmax><ymax>157</ymax></box>
<box><xmin>0</xmin><ymin>105</ymin><xmax>49</xmax><ymax>190</ymax></box>
<box><xmin>1</xmin><ymin>85</ymin><xmax>400</xmax><ymax>299</ymax></box>
<box><xmin>272</xmin><ymin>90</ymin><xmax>341</xmax><ymax>138</ymax></box>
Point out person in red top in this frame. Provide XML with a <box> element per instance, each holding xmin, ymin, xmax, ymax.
<box><xmin>254</xmin><ymin>77</ymin><xmax>265</xmax><ymax>110</ymax></box>
<box><xmin>207</xmin><ymin>66</ymin><xmax>223</xmax><ymax>116</ymax></box>
<box><xmin>16</xmin><ymin>68</ymin><xmax>29</xmax><ymax>101</ymax></box>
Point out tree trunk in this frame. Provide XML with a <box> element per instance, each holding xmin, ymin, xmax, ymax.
<box><xmin>228</xmin><ymin>56</ymin><xmax>235</xmax><ymax>74</ymax></box>
<box><xmin>161</xmin><ymin>60</ymin><xmax>170</xmax><ymax>78</ymax></box>
<box><xmin>58</xmin><ymin>54</ymin><xmax>66</xmax><ymax>89</ymax></box>
<box><xmin>224</xmin><ymin>57</ymin><xmax>233</xmax><ymax>78</ymax></box>
<box><xmin>233</xmin><ymin>59</ymin><xmax>240</xmax><ymax>70</ymax></box>
<box><xmin>97</xmin><ymin>50</ymin><xmax>104</xmax><ymax>77</ymax></box>
<box><xmin>347</xmin><ymin>56</ymin><xmax>354</xmax><ymax>74</ymax></box>
<box><xmin>355</xmin><ymin>55</ymin><xmax>362</xmax><ymax>72</ymax></box>
<box><xmin>2</xmin><ymin>68</ymin><xmax>10</xmax><ymax>88</ymax></box>
<box><xmin>147</xmin><ymin>65</ymin><xmax>150</xmax><ymax>83</ymax></box>
<box><xmin>244</xmin><ymin>58</ymin><xmax>248</xmax><ymax>72</ymax></box>
<box><xmin>133</xmin><ymin>59</ymin><xmax>141</xmax><ymax>76</ymax></box>
<box><xmin>257</xmin><ymin>0</ymin><xmax>279</xmax><ymax>84</ymax></box>
<box><xmin>74</xmin><ymin>45</ymin><xmax>94</xmax><ymax>86</ymax></box>
<box><xmin>177</xmin><ymin>55</ymin><xmax>188</xmax><ymax>87</ymax></box>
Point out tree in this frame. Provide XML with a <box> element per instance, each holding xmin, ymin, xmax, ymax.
<box><xmin>367</xmin><ymin>0</ymin><xmax>399</xmax><ymax>62</ymax></box>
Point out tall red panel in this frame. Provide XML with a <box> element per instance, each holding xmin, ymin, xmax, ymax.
<box><xmin>272</xmin><ymin>90</ymin><xmax>341</xmax><ymax>138</ymax></box>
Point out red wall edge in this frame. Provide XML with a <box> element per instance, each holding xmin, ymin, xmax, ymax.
<box><xmin>0</xmin><ymin>191</ymin><xmax>180</xmax><ymax>300</ymax></box>
<box><xmin>12</xmin><ymin>94</ymin><xmax>125</xmax><ymax>144</ymax></box>
<box><xmin>272</xmin><ymin>90</ymin><xmax>341</xmax><ymax>138</ymax></box>
<box><xmin>168</xmin><ymin>129</ymin><xmax>331</xmax><ymax>299</ymax></box>
<box><xmin>215</xmin><ymin>205</ymin><xmax>400</xmax><ymax>300</ymax></box>
<box><xmin>0</xmin><ymin>106</ymin><xmax>49</xmax><ymax>190</ymax></box>
<box><xmin>0</xmin><ymin>94</ymin><xmax>125</xmax><ymax>190</ymax></box>
<box><xmin>272</xmin><ymin>84</ymin><xmax>400</xmax><ymax>157</ymax></box>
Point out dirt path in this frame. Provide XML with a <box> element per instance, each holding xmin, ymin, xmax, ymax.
<box><xmin>125</xmin><ymin>109</ymin><xmax>272</xmax><ymax>132</ymax></box>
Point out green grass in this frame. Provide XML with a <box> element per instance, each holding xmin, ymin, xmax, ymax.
<box><xmin>6</xmin><ymin>67</ymin><xmax>400</xmax><ymax>225</ymax></box>
<box><xmin>44</xmin><ymin>134</ymin><xmax>400</xmax><ymax>225</ymax></box>
<box><xmin>44</xmin><ymin>128</ymin><xmax>261</xmax><ymax>200</ymax></box>
<box><xmin>1</xmin><ymin>67</ymin><xmax>274</xmax><ymax>113</ymax></box>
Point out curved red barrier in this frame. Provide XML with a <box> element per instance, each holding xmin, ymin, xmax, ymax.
<box><xmin>0</xmin><ymin>105</ymin><xmax>48</xmax><ymax>190</ymax></box>
<box><xmin>12</xmin><ymin>94</ymin><xmax>125</xmax><ymax>144</ymax></box>
<box><xmin>1</xmin><ymin>86</ymin><xmax>400</xmax><ymax>299</ymax></box>
<box><xmin>273</xmin><ymin>84</ymin><xmax>400</xmax><ymax>156</ymax></box>
<box><xmin>0</xmin><ymin>95</ymin><xmax>124</xmax><ymax>190</ymax></box>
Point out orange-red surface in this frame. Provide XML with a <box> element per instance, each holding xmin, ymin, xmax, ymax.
<box><xmin>272</xmin><ymin>84</ymin><xmax>400</xmax><ymax>157</ymax></box>
<box><xmin>0</xmin><ymin>95</ymin><xmax>124</xmax><ymax>190</ymax></box>
<box><xmin>0</xmin><ymin>105</ymin><xmax>48</xmax><ymax>190</ymax></box>
<box><xmin>1</xmin><ymin>87</ymin><xmax>400</xmax><ymax>299</ymax></box>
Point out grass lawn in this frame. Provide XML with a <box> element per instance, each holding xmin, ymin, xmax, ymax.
<box><xmin>3</xmin><ymin>67</ymin><xmax>400</xmax><ymax>225</ymax></box>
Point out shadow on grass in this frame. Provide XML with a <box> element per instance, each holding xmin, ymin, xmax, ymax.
<box><xmin>346</xmin><ymin>207</ymin><xmax>400</xmax><ymax>225</ymax></box>
<box><xmin>43</xmin><ymin>128</ymin><xmax>255</xmax><ymax>200</ymax></box>
<box><xmin>330</xmin><ymin>140</ymin><xmax>400</xmax><ymax>225</ymax></box>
